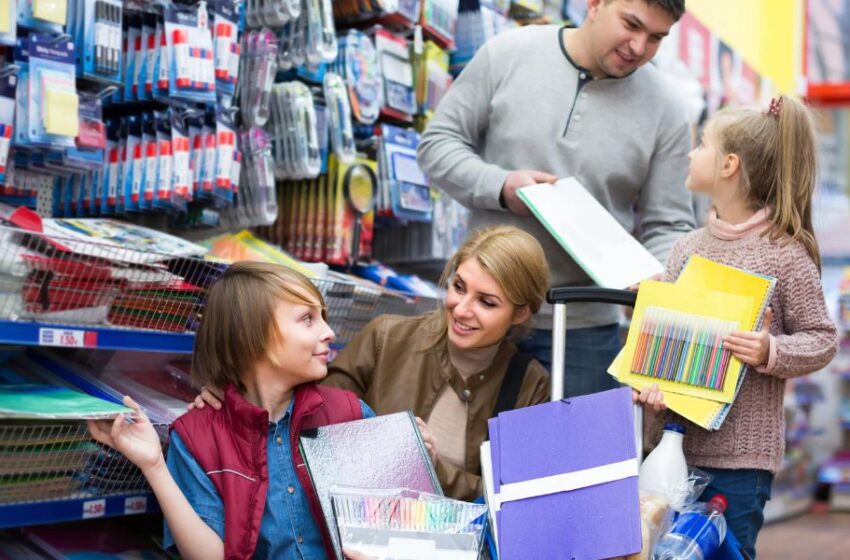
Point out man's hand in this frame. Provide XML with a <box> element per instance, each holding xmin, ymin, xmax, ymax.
<box><xmin>501</xmin><ymin>170</ymin><xmax>558</xmax><ymax>215</ymax></box>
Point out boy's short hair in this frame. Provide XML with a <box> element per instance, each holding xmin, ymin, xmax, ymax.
<box><xmin>192</xmin><ymin>261</ymin><xmax>327</xmax><ymax>393</ymax></box>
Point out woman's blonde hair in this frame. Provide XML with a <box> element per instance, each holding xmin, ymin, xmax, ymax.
<box><xmin>709</xmin><ymin>95</ymin><xmax>821</xmax><ymax>270</ymax></box>
<box><xmin>423</xmin><ymin>225</ymin><xmax>550</xmax><ymax>348</ymax></box>
<box><xmin>192</xmin><ymin>261</ymin><xmax>327</xmax><ymax>392</ymax></box>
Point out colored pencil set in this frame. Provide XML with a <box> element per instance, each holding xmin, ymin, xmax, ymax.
<box><xmin>630</xmin><ymin>307</ymin><xmax>738</xmax><ymax>390</ymax></box>
<box><xmin>331</xmin><ymin>491</ymin><xmax>486</xmax><ymax>534</ymax></box>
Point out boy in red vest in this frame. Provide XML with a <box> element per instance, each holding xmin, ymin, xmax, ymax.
<box><xmin>88</xmin><ymin>262</ymin><xmax>377</xmax><ymax>559</ymax></box>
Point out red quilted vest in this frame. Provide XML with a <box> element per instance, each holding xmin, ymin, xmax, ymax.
<box><xmin>171</xmin><ymin>382</ymin><xmax>363</xmax><ymax>560</ymax></box>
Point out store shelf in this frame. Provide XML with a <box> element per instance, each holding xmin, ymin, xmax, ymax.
<box><xmin>0</xmin><ymin>320</ymin><xmax>195</xmax><ymax>353</ymax></box>
<box><xmin>0</xmin><ymin>493</ymin><xmax>159</xmax><ymax>529</ymax></box>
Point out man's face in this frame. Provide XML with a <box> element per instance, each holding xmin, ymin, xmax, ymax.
<box><xmin>585</xmin><ymin>0</ymin><xmax>676</xmax><ymax>78</ymax></box>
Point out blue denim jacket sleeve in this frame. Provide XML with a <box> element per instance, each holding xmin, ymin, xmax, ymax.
<box><xmin>162</xmin><ymin>431</ymin><xmax>225</xmax><ymax>551</ymax></box>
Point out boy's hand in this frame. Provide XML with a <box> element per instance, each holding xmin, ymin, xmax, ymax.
<box><xmin>632</xmin><ymin>383</ymin><xmax>667</xmax><ymax>413</ymax></box>
<box><xmin>723</xmin><ymin>307</ymin><xmax>773</xmax><ymax>367</ymax></box>
<box><xmin>415</xmin><ymin>417</ymin><xmax>439</xmax><ymax>464</ymax></box>
<box><xmin>187</xmin><ymin>385</ymin><xmax>223</xmax><ymax>411</ymax></box>
<box><xmin>87</xmin><ymin>396</ymin><xmax>164</xmax><ymax>474</ymax></box>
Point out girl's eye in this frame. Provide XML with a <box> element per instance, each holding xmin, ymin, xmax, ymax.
<box><xmin>453</xmin><ymin>282</ymin><xmax>465</xmax><ymax>293</ymax></box>
<box><xmin>481</xmin><ymin>299</ymin><xmax>496</xmax><ymax>309</ymax></box>
<box><xmin>302</xmin><ymin>313</ymin><xmax>313</xmax><ymax>325</ymax></box>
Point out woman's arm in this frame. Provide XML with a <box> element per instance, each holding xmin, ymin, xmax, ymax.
<box><xmin>87</xmin><ymin>397</ymin><xmax>224</xmax><ymax>560</ymax></box>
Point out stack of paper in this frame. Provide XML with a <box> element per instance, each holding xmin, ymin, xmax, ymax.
<box><xmin>609</xmin><ymin>255</ymin><xmax>776</xmax><ymax>430</ymax></box>
<box><xmin>481</xmin><ymin>388</ymin><xmax>642</xmax><ymax>559</ymax></box>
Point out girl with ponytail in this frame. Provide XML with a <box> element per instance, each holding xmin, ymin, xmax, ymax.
<box><xmin>635</xmin><ymin>95</ymin><xmax>838</xmax><ymax>557</ymax></box>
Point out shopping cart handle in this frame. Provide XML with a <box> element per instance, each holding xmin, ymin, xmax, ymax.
<box><xmin>547</xmin><ymin>287</ymin><xmax>636</xmax><ymax>307</ymax></box>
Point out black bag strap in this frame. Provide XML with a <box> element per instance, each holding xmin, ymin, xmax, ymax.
<box><xmin>493</xmin><ymin>351</ymin><xmax>534</xmax><ymax>417</ymax></box>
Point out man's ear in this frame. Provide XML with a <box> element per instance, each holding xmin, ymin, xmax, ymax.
<box><xmin>586</xmin><ymin>0</ymin><xmax>605</xmax><ymax>21</ymax></box>
<box><xmin>721</xmin><ymin>153</ymin><xmax>740</xmax><ymax>179</ymax></box>
<box><xmin>512</xmin><ymin>305</ymin><xmax>532</xmax><ymax>326</ymax></box>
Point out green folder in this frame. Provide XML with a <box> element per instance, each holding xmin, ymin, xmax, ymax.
<box><xmin>0</xmin><ymin>385</ymin><xmax>131</xmax><ymax>419</ymax></box>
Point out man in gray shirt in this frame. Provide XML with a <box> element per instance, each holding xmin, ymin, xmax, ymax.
<box><xmin>418</xmin><ymin>0</ymin><xmax>695</xmax><ymax>397</ymax></box>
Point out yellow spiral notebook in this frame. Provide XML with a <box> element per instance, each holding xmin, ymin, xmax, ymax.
<box><xmin>609</xmin><ymin>255</ymin><xmax>776</xmax><ymax>430</ymax></box>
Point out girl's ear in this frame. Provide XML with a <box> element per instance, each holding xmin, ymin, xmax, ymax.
<box><xmin>512</xmin><ymin>305</ymin><xmax>532</xmax><ymax>326</ymax></box>
<box><xmin>720</xmin><ymin>153</ymin><xmax>740</xmax><ymax>179</ymax></box>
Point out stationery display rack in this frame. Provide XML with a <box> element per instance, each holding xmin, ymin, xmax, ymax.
<box><xmin>0</xmin><ymin>223</ymin><xmax>439</xmax><ymax>529</ymax></box>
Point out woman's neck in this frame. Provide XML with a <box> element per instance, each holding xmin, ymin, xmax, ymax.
<box><xmin>241</xmin><ymin>361</ymin><xmax>295</xmax><ymax>422</ymax></box>
<box><xmin>447</xmin><ymin>339</ymin><xmax>502</xmax><ymax>379</ymax></box>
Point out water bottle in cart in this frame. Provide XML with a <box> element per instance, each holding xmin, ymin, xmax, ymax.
<box><xmin>639</xmin><ymin>422</ymin><xmax>689</xmax><ymax>510</ymax></box>
<box><xmin>652</xmin><ymin>495</ymin><xmax>728</xmax><ymax>560</ymax></box>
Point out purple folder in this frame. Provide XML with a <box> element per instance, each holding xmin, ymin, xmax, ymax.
<box><xmin>489</xmin><ymin>387</ymin><xmax>641</xmax><ymax>559</ymax></box>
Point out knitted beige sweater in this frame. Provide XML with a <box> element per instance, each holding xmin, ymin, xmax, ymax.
<box><xmin>651</xmin><ymin>225</ymin><xmax>838</xmax><ymax>473</ymax></box>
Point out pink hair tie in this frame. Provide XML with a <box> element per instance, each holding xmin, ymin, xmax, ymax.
<box><xmin>766</xmin><ymin>97</ymin><xmax>781</xmax><ymax>118</ymax></box>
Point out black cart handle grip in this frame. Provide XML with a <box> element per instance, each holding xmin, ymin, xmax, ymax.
<box><xmin>547</xmin><ymin>287</ymin><xmax>636</xmax><ymax>307</ymax></box>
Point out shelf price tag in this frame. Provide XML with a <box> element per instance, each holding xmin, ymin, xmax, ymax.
<box><xmin>38</xmin><ymin>328</ymin><xmax>98</xmax><ymax>348</ymax></box>
<box><xmin>82</xmin><ymin>499</ymin><xmax>107</xmax><ymax>519</ymax></box>
<box><xmin>125</xmin><ymin>496</ymin><xmax>148</xmax><ymax>515</ymax></box>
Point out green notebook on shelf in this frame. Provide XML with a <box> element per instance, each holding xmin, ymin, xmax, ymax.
<box><xmin>0</xmin><ymin>385</ymin><xmax>130</xmax><ymax>419</ymax></box>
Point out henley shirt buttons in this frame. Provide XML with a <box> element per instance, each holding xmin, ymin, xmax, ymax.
<box><xmin>462</xmin><ymin>389</ymin><xmax>472</xmax><ymax>401</ymax></box>
<box><xmin>574</xmin><ymin>114</ymin><xmax>582</xmax><ymax>121</ymax></box>
<box><xmin>479</xmin><ymin>375</ymin><xmax>485</xmax><ymax>381</ymax></box>
<box><xmin>276</xmin><ymin>436</ymin><xmax>283</xmax><ymax>445</ymax></box>
<box><xmin>288</xmin><ymin>485</ymin><xmax>295</xmax><ymax>494</ymax></box>
<box><xmin>579</xmin><ymin>72</ymin><xmax>587</xmax><ymax>79</ymax></box>
<box><xmin>297</xmin><ymin>535</ymin><xmax>304</xmax><ymax>544</ymax></box>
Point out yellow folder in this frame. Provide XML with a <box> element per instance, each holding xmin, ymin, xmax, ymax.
<box><xmin>609</xmin><ymin>256</ymin><xmax>776</xmax><ymax>429</ymax></box>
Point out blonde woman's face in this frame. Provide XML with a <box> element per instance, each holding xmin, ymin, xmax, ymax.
<box><xmin>444</xmin><ymin>259</ymin><xmax>527</xmax><ymax>350</ymax></box>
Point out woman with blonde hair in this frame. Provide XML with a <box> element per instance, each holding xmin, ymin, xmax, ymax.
<box><xmin>195</xmin><ymin>225</ymin><xmax>552</xmax><ymax>500</ymax></box>
<box><xmin>322</xmin><ymin>225</ymin><xmax>551</xmax><ymax>500</ymax></box>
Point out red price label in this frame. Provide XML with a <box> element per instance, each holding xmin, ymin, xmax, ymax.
<box><xmin>124</xmin><ymin>496</ymin><xmax>147</xmax><ymax>515</ymax></box>
<box><xmin>82</xmin><ymin>499</ymin><xmax>106</xmax><ymax>519</ymax></box>
<box><xmin>38</xmin><ymin>328</ymin><xmax>98</xmax><ymax>348</ymax></box>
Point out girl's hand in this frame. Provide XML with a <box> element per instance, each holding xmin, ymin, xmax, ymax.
<box><xmin>415</xmin><ymin>417</ymin><xmax>439</xmax><ymax>464</ymax></box>
<box><xmin>632</xmin><ymin>383</ymin><xmax>667</xmax><ymax>413</ymax></box>
<box><xmin>723</xmin><ymin>307</ymin><xmax>773</xmax><ymax>367</ymax></box>
<box><xmin>87</xmin><ymin>396</ymin><xmax>164</xmax><ymax>474</ymax></box>
<box><xmin>187</xmin><ymin>385</ymin><xmax>223</xmax><ymax>411</ymax></box>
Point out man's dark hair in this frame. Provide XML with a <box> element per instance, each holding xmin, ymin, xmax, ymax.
<box><xmin>646</xmin><ymin>0</ymin><xmax>686</xmax><ymax>21</ymax></box>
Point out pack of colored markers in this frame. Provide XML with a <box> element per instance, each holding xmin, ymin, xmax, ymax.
<box><xmin>630</xmin><ymin>307</ymin><xmax>738</xmax><ymax>391</ymax></box>
<box><xmin>330</xmin><ymin>486</ymin><xmax>487</xmax><ymax>560</ymax></box>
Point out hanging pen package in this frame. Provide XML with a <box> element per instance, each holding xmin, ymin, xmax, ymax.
<box><xmin>211</xmin><ymin>0</ymin><xmax>239</xmax><ymax>100</ymax></box>
<box><xmin>0</xmin><ymin>69</ymin><xmax>16</xmax><ymax>184</ymax></box>
<box><xmin>68</xmin><ymin>0</ymin><xmax>122</xmax><ymax>82</ymax></box>
<box><xmin>377</xmin><ymin>124</ymin><xmax>432</xmax><ymax>222</ymax></box>
<box><xmin>164</xmin><ymin>1</ymin><xmax>216</xmax><ymax>104</ymax></box>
